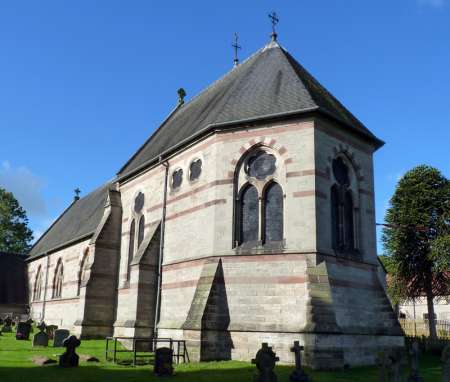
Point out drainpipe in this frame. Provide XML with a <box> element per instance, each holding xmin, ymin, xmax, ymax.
<box><xmin>154</xmin><ymin>157</ymin><xmax>169</xmax><ymax>339</ymax></box>
<box><xmin>42</xmin><ymin>254</ymin><xmax>50</xmax><ymax>321</ymax></box>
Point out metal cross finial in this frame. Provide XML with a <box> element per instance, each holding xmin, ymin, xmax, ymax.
<box><xmin>232</xmin><ymin>32</ymin><xmax>242</xmax><ymax>67</ymax></box>
<box><xmin>74</xmin><ymin>188</ymin><xmax>81</xmax><ymax>201</ymax></box>
<box><xmin>268</xmin><ymin>11</ymin><xmax>279</xmax><ymax>41</ymax></box>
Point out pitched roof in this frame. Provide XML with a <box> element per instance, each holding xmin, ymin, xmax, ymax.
<box><xmin>27</xmin><ymin>183</ymin><xmax>110</xmax><ymax>260</ymax></box>
<box><xmin>118</xmin><ymin>40</ymin><xmax>383</xmax><ymax>179</ymax></box>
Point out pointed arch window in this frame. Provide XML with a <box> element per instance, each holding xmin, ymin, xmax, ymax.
<box><xmin>138</xmin><ymin>215</ymin><xmax>145</xmax><ymax>248</ymax></box>
<box><xmin>331</xmin><ymin>158</ymin><xmax>355</xmax><ymax>251</ymax></box>
<box><xmin>52</xmin><ymin>260</ymin><xmax>64</xmax><ymax>299</ymax></box>
<box><xmin>77</xmin><ymin>250</ymin><xmax>89</xmax><ymax>296</ymax></box>
<box><xmin>239</xmin><ymin>185</ymin><xmax>259</xmax><ymax>245</ymax></box>
<box><xmin>33</xmin><ymin>266</ymin><xmax>43</xmax><ymax>301</ymax></box>
<box><xmin>263</xmin><ymin>182</ymin><xmax>284</xmax><ymax>243</ymax></box>
<box><xmin>127</xmin><ymin>220</ymin><xmax>136</xmax><ymax>280</ymax></box>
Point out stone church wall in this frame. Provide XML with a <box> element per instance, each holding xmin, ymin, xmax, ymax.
<box><xmin>28</xmin><ymin>238</ymin><xmax>90</xmax><ymax>328</ymax></box>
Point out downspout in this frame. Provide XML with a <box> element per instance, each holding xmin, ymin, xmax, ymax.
<box><xmin>154</xmin><ymin>157</ymin><xmax>169</xmax><ymax>338</ymax></box>
<box><xmin>42</xmin><ymin>254</ymin><xmax>50</xmax><ymax>321</ymax></box>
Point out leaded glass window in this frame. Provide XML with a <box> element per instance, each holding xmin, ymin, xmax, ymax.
<box><xmin>172</xmin><ymin>169</ymin><xmax>183</xmax><ymax>189</ymax></box>
<box><xmin>53</xmin><ymin>260</ymin><xmax>63</xmax><ymax>299</ymax></box>
<box><xmin>127</xmin><ymin>220</ymin><xmax>135</xmax><ymax>280</ymax></box>
<box><xmin>77</xmin><ymin>250</ymin><xmax>89</xmax><ymax>296</ymax></box>
<box><xmin>34</xmin><ymin>266</ymin><xmax>43</xmax><ymax>301</ymax></box>
<box><xmin>138</xmin><ymin>215</ymin><xmax>145</xmax><ymax>248</ymax></box>
<box><xmin>331</xmin><ymin>157</ymin><xmax>356</xmax><ymax>252</ymax></box>
<box><xmin>263</xmin><ymin>182</ymin><xmax>283</xmax><ymax>242</ymax></box>
<box><xmin>134</xmin><ymin>192</ymin><xmax>145</xmax><ymax>213</ymax></box>
<box><xmin>189</xmin><ymin>159</ymin><xmax>202</xmax><ymax>181</ymax></box>
<box><xmin>344</xmin><ymin>191</ymin><xmax>354</xmax><ymax>250</ymax></box>
<box><xmin>239</xmin><ymin>185</ymin><xmax>259</xmax><ymax>244</ymax></box>
<box><xmin>245</xmin><ymin>150</ymin><xmax>276</xmax><ymax>180</ymax></box>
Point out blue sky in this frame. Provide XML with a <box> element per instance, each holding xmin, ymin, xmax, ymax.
<box><xmin>1</xmin><ymin>1</ymin><xmax>449</xmax><ymax>252</ymax></box>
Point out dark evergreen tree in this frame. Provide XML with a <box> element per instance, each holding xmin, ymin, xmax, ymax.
<box><xmin>382</xmin><ymin>165</ymin><xmax>450</xmax><ymax>338</ymax></box>
<box><xmin>0</xmin><ymin>188</ymin><xmax>33</xmax><ymax>254</ymax></box>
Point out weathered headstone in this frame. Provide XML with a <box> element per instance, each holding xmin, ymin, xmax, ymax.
<box><xmin>33</xmin><ymin>322</ymin><xmax>49</xmax><ymax>347</ymax></box>
<box><xmin>252</xmin><ymin>343</ymin><xmax>279</xmax><ymax>382</ymax></box>
<box><xmin>442</xmin><ymin>345</ymin><xmax>450</xmax><ymax>382</ymax></box>
<box><xmin>16</xmin><ymin>321</ymin><xmax>32</xmax><ymax>340</ymax></box>
<box><xmin>408</xmin><ymin>342</ymin><xmax>423</xmax><ymax>382</ymax></box>
<box><xmin>46</xmin><ymin>325</ymin><xmax>58</xmax><ymax>339</ymax></box>
<box><xmin>289</xmin><ymin>341</ymin><xmax>309</xmax><ymax>382</ymax></box>
<box><xmin>53</xmin><ymin>329</ymin><xmax>70</xmax><ymax>347</ymax></box>
<box><xmin>154</xmin><ymin>347</ymin><xmax>174</xmax><ymax>376</ymax></box>
<box><xmin>1</xmin><ymin>316</ymin><xmax>12</xmax><ymax>333</ymax></box>
<box><xmin>59</xmin><ymin>335</ymin><xmax>81</xmax><ymax>368</ymax></box>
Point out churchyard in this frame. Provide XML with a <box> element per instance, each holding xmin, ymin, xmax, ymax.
<box><xmin>0</xmin><ymin>328</ymin><xmax>444</xmax><ymax>382</ymax></box>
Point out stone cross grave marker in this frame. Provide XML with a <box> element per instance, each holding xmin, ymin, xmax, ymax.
<box><xmin>16</xmin><ymin>321</ymin><xmax>32</xmax><ymax>340</ymax></box>
<box><xmin>252</xmin><ymin>343</ymin><xmax>280</xmax><ymax>382</ymax></box>
<box><xmin>408</xmin><ymin>342</ymin><xmax>423</xmax><ymax>382</ymax></box>
<box><xmin>289</xmin><ymin>341</ymin><xmax>309</xmax><ymax>382</ymax></box>
<box><xmin>33</xmin><ymin>322</ymin><xmax>49</xmax><ymax>347</ymax></box>
<box><xmin>154</xmin><ymin>347</ymin><xmax>174</xmax><ymax>377</ymax></box>
<box><xmin>59</xmin><ymin>335</ymin><xmax>81</xmax><ymax>368</ymax></box>
<box><xmin>442</xmin><ymin>344</ymin><xmax>450</xmax><ymax>382</ymax></box>
<box><xmin>53</xmin><ymin>329</ymin><xmax>70</xmax><ymax>347</ymax></box>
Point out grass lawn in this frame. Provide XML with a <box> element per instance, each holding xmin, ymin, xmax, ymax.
<box><xmin>0</xmin><ymin>331</ymin><xmax>443</xmax><ymax>382</ymax></box>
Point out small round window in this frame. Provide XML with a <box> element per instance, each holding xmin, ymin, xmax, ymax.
<box><xmin>172</xmin><ymin>169</ymin><xmax>183</xmax><ymax>189</ymax></box>
<box><xmin>189</xmin><ymin>159</ymin><xmax>202</xmax><ymax>181</ymax></box>
<box><xmin>332</xmin><ymin>157</ymin><xmax>350</xmax><ymax>186</ymax></box>
<box><xmin>245</xmin><ymin>150</ymin><xmax>276</xmax><ymax>180</ymax></box>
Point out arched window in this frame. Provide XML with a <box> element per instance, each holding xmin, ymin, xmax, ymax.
<box><xmin>127</xmin><ymin>220</ymin><xmax>135</xmax><ymax>280</ymax></box>
<box><xmin>52</xmin><ymin>260</ymin><xmax>63</xmax><ymax>299</ymax></box>
<box><xmin>138</xmin><ymin>215</ymin><xmax>145</xmax><ymax>248</ymax></box>
<box><xmin>77</xmin><ymin>250</ymin><xmax>89</xmax><ymax>296</ymax></box>
<box><xmin>239</xmin><ymin>185</ymin><xmax>259</xmax><ymax>245</ymax></box>
<box><xmin>263</xmin><ymin>182</ymin><xmax>284</xmax><ymax>243</ymax></box>
<box><xmin>331</xmin><ymin>157</ymin><xmax>356</xmax><ymax>252</ymax></box>
<box><xmin>33</xmin><ymin>266</ymin><xmax>43</xmax><ymax>301</ymax></box>
<box><xmin>344</xmin><ymin>191</ymin><xmax>354</xmax><ymax>250</ymax></box>
<box><xmin>331</xmin><ymin>185</ymin><xmax>340</xmax><ymax>249</ymax></box>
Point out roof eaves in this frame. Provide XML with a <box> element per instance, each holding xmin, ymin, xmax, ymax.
<box><xmin>117</xmin><ymin>102</ymin><xmax>185</xmax><ymax>175</ymax></box>
<box><xmin>27</xmin><ymin>199</ymin><xmax>77</xmax><ymax>258</ymax></box>
<box><xmin>26</xmin><ymin>231</ymin><xmax>96</xmax><ymax>262</ymax></box>
<box><xmin>117</xmin><ymin>106</ymin><xmax>321</xmax><ymax>183</ymax></box>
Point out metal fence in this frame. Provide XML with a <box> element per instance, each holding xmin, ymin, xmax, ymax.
<box><xmin>399</xmin><ymin>319</ymin><xmax>450</xmax><ymax>338</ymax></box>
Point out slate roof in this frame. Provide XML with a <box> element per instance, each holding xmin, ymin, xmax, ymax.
<box><xmin>118</xmin><ymin>40</ymin><xmax>383</xmax><ymax>179</ymax></box>
<box><xmin>27</xmin><ymin>183</ymin><xmax>110</xmax><ymax>260</ymax></box>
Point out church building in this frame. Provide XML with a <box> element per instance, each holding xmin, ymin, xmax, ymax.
<box><xmin>26</xmin><ymin>32</ymin><xmax>403</xmax><ymax>368</ymax></box>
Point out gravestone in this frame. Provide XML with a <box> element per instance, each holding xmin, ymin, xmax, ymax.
<box><xmin>33</xmin><ymin>322</ymin><xmax>49</xmax><ymax>347</ymax></box>
<box><xmin>289</xmin><ymin>341</ymin><xmax>309</xmax><ymax>382</ymax></box>
<box><xmin>16</xmin><ymin>321</ymin><xmax>32</xmax><ymax>340</ymax></box>
<box><xmin>252</xmin><ymin>343</ymin><xmax>279</xmax><ymax>382</ymax></box>
<box><xmin>442</xmin><ymin>345</ymin><xmax>450</xmax><ymax>382</ymax></box>
<box><xmin>59</xmin><ymin>335</ymin><xmax>81</xmax><ymax>368</ymax></box>
<box><xmin>2</xmin><ymin>316</ymin><xmax>13</xmax><ymax>333</ymax></box>
<box><xmin>46</xmin><ymin>325</ymin><xmax>58</xmax><ymax>339</ymax></box>
<box><xmin>154</xmin><ymin>347</ymin><xmax>174</xmax><ymax>377</ymax></box>
<box><xmin>53</xmin><ymin>329</ymin><xmax>70</xmax><ymax>347</ymax></box>
<box><xmin>408</xmin><ymin>342</ymin><xmax>423</xmax><ymax>382</ymax></box>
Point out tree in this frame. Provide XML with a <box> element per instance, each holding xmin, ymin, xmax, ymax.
<box><xmin>0</xmin><ymin>188</ymin><xmax>33</xmax><ymax>254</ymax></box>
<box><xmin>382</xmin><ymin>165</ymin><xmax>450</xmax><ymax>339</ymax></box>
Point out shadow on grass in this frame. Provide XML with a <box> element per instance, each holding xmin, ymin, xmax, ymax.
<box><xmin>0</xmin><ymin>358</ymin><xmax>442</xmax><ymax>382</ymax></box>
